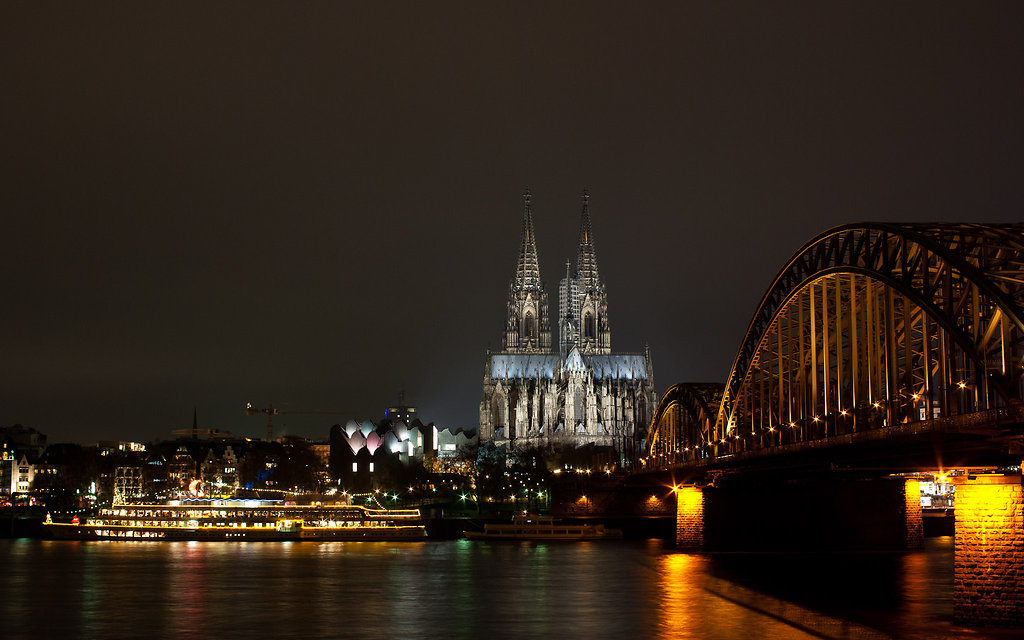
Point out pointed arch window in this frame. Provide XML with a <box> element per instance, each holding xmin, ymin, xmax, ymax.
<box><xmin>491</xmin><ymin>395</ymin><xmax>507</xmax><ymax>429</ymax></box>
<box><xmin>635</xmin><ymin>390</ymin><xmax>647</xmax><ymax>430</ymax></box>
<box><xmin>584</xmin><ymin>312</ymin><xmax>595</xmax><ymax>339</ymax></box>
<box><xmin>524</xmin><ymin>311</ymin><xmax>535</xmax><ymax>339</ymax></box>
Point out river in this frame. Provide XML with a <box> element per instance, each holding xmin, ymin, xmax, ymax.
<box><xmin>0</xmin><ymin>536</ymin><xmax>1014</xmax><ymax>639</ymax></box>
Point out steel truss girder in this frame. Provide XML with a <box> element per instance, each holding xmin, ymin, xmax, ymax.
<box><xmin>645</xmin><ymin>223</ymin><xmax>1024</xmax><ymax>466</ymax></box>
<box><xmin>647</xmin><ymin>383</ymin><xmax>723</xmax><ymax>463</ymax></box>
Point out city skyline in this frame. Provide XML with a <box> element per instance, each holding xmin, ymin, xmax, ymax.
<box><xmin>4</xmin><ymin>4</ymin><xmax>1023</xmax><ymax>442</ymax></box>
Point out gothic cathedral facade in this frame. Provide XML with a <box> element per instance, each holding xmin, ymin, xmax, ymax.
<box><xmin>479</xmin><ymin>191</ymin><xmax>656</xmax><ymax>461</ymax></box>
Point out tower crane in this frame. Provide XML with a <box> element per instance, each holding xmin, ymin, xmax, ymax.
<box><xmin>245</xmin><ymin>402</ymin><xmax>353</xmax><ymax>441</ymax></box>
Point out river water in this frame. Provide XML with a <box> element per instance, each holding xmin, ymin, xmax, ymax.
<box><xmin>0</xmin><ymin>536</ymin><xmax>1013</xmax><ymax>639</ymax></box>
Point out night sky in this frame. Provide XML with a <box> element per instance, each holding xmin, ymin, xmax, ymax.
<box><xmin>3</xmin><ymin>4</ymin><xmax>1022</xmax><ymax>443</ymax></box>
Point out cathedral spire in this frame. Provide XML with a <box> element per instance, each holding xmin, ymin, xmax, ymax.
<box><xmin>504</xmin><ymin>189</ymin><xmax>552</xmax><ymax>352</ymax></box>
<box><xmin>575</xmin><ymin>189</ymin><xmax>600</xmax><ymax>290</ymax></box>
<box><xmin>514</xmin><ymin>189</ymin><xmax>542</xmax><ymax>291</ymax></box>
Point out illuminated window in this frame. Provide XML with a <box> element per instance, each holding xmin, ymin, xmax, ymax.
<box><xmin>369</xmin><ymin>463</ymin><xmax>375</xmax><ymax>473</ymax></box>
<box><xmin>352</xmin><ymin>462</ymin><xmax>358</xmax><ymax>472</ymax></box>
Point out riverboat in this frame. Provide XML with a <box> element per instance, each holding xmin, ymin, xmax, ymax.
<box><xmin>43</xmin><ymin>499</ymin><xmax>426</xmax><ymax>541</ymax></box>
<box><xmin>464</xmin><ymin>515</ymin><xmax>623</xmax><ymax>541</ymax></box>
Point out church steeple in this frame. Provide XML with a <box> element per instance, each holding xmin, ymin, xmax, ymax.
<box><xmin>575</xmin><ymin>189</ymin><xmax>600</xmax><ymax>290</ymax></box>
<box><xmin>503</xmin><ymin>189</ymin><xmax>552</xmax><ymax>352</ymax></box>
<box><xmin>563</xmin><ymin>189</ymin><xmax>610</xmax><ymax>354</ymax></box>
<box><xmin>514</xmin><ymin>190</ymin><xmax>542</xmax><ymax>291</ymax></box>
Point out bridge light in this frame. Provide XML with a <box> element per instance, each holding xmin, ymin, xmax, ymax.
<box><xmin>912</xmin><ymin>394</ymin><xmax>920</xmax><ymax>401</ymax></box>
<box><xmin>872</xmin><ymin>402</ymin><xmax>881</xmax><ymax>409</ymax></box>
<box><xmin>789</xmin><ymin>422</ymin><xmax>796</xmax><ymax>428</ymax></box>
<box><xmin>768</xmin><ymin>427</ymin><xmax>775</xmax><ymax>433</ymax></box>
<box><xmin>813</xmin><ymin>416</ymin><xmax>820</xmax><ymax>423</ymax></box>
<box><xmin>957</xmin><ymin>381</ymin><xmax>967</xmax><ymax>389</ymax></box>
<box><xmin>840</xmin><ymin>410</ymin><xmax>848</xmax><ymax>417</ymax></box>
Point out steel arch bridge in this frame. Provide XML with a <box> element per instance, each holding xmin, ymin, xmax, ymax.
<box><xmin>646</xmin><ymin>223</ymin><xmax>1024</xmax><ymax>467</ymax></box>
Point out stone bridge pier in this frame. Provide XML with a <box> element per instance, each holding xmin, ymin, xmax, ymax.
<box><xmin>674</xmin><ymin>471</ymin><xmax>1024</xmax><ymax>628</ymax></box>
<box><xmin>953</xmin><ymin>473</ymin><xmax>1024</xmax><ymax>627</ymax></box>
<box><xmin>675</xmin><ymin>475</ymin><xmax>923</xmax><ymax>553</ymax></box>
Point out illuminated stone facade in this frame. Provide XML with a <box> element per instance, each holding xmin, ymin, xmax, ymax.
<box><xmin>479</xmin><ymin>191</ymin><xmax>656</xmax><ymax>461</ymax></box>
<box><xmin>675</xmin><ymin>486</ymin><xmax>705</xmax><ymax>551</ymax></box>
<box><xmin>953</xmin><ymin>474</ymin><xmax>1024</xmax><ymax>626</ymax></box>
<box><xmin>903</xmin><ymin>478</ymin><xmax>924</xmax><ymax>548</ymax></box>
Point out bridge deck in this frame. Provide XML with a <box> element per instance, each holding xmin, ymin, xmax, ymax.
<box><xmin>641</xmin><ymin>405</ymin><xmax>1024</xmax><ymax>482</ymax></box>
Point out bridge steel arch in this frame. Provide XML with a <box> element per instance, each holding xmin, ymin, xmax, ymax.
<box><xmin>646</xmin><ymin>223</ymin><xmax>1024</xmax><ymax>467</ymax></box>
<box><xmin>647</xmin><ymin>383</ymin><xmax>723</xmax><ymax>464</ymax></box>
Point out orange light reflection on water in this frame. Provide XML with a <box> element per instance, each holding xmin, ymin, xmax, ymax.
<box><xmin>657</xmin><ymin>552</ymin><xmax>705</xmax><ymax>638</ymax></box>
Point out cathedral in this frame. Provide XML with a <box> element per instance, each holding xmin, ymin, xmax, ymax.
<box><xmin>479</xmin><ymin>191</ymin><xmax>656</xmax><ymax>462</ymax></box>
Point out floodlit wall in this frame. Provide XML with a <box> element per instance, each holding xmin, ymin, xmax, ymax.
<box><xmin>954</xmin><ymin>474</ymin><xmax>1024</xmax><ymax>627</ymax></box>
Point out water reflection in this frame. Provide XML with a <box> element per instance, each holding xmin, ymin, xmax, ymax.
<box><xmin>658</xmin><ymin>552</ymin><xmax>706</xmax><ymax>637</ymax></box>
<box><xmin>896</xmin><ymin>537</ymin><xmax>958</xmax><ymax>640</ymax></box>
<box><xmin>0</xmin><ymin>537</ymin><xmax>1013</xmax><ymax>640</ymax></box>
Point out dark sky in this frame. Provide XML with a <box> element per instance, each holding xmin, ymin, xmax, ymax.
<box><xmin>3</xmin><ymin>3</ymin><xmax>1022</xmax><ymax>443</ymax></box>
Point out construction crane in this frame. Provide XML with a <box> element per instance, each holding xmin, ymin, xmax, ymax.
<box><xmin>245</xmin><ymin>402</ymin><xmax>353</xmax><ymax>440</ymax></box>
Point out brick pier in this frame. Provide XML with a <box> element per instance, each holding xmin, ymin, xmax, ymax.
<box><xmin>674</xmin><ymin>485</ymin><xmax>704</xmax><ymax>550</ymax></box>
<box><xmin>673</xmin><ymin>477</ymin><xmax>923</xmax><ymax>552</ymax></box>
<box><xmin>954</xmin><ymin>473</ymin><xmax>1024</xmax><ymax>627</ymax></box>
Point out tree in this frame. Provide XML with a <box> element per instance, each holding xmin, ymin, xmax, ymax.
<box><xmin>272</xmin><ymin>441</ymin><xmax>321</xmax><ymax>492</ymax></box>
<box><xmin>473</xmin><ymin>441</ymin><xmax>507</xmax><ymax>505</ymax></box>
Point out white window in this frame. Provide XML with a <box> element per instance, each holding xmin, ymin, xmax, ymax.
<box><xmin>351</xmin><ymin>462</ymin><xmax>358</xmax><ymax>472</ymax></box>
<box><xmin>369</xmin><ymin>462</ymin><xmax>375</xmax><ymax>473</ymax></box>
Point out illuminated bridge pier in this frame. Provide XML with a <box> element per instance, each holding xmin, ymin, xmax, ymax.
<box><xmin>647</xmin><ymin>223</ymin><xmax>1024</xmax><ymax>627</ymax></box>
<box><xmin>953</xmin><ymin>473</ymin><xmax>1024</xmax><ymax>627</ymax></box>
<box><xmin>672</xmin><ymin>475</ymin><xmax>924</xmax><ymax>553</ymax></box>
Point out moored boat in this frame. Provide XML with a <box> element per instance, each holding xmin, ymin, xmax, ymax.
<box><xmin>43</xmin><ymin>499</ymin><xmax>426</xmax><ymax>541</ymax></box>
<box><xmin>464</xmin><ymin>515</ymin><xmax>623</xmax><ymax>541</ymax></box>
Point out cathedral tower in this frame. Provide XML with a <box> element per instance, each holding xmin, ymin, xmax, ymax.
<box><xmin>503</xmin><ymin>190</ymin><xmax>552</xmax><ymax>352</ymax></box>
<box><xmin>559</xmin><ymin>190</ymin><xmax>611</xmax><ymax>354</ymax></box>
